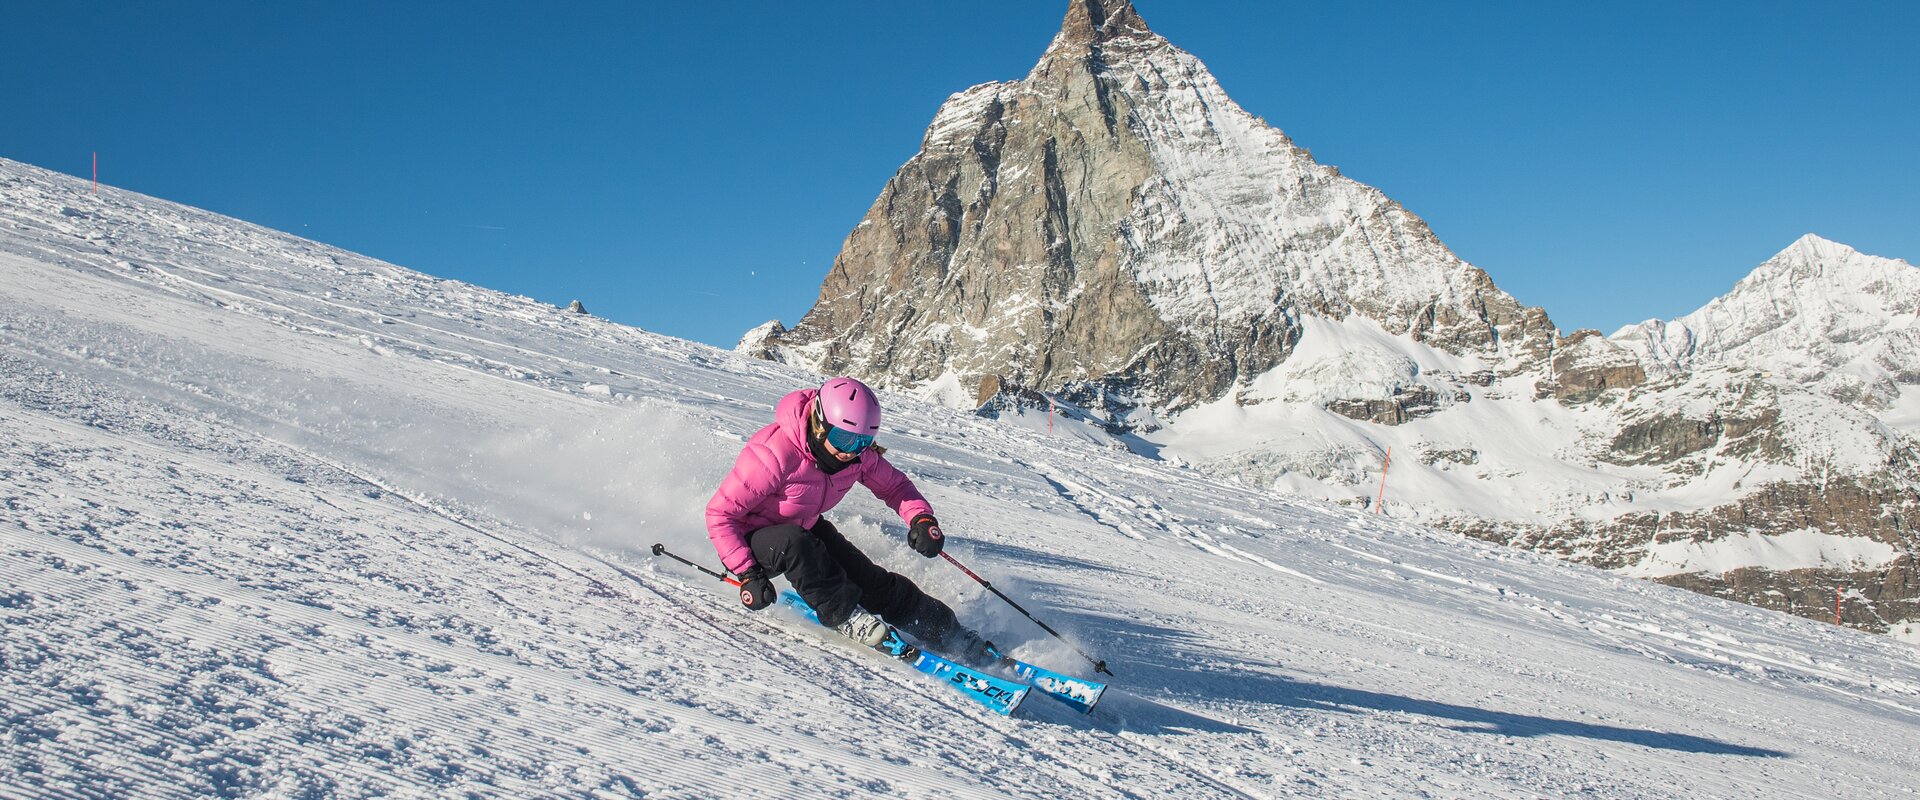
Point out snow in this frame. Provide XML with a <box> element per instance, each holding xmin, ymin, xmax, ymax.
<box><xmin>1620</xmin><ymin>528</ymin><xmax>1904</xmax><ymax>579</ymax></box>
<box><xmin>6</xmin><ymin>157</ymin><xmax>1920</xmax><ymax>797</ymax></box>
<box><xmin>1613</xmin><ymin>234</ymin><xmax>1920</xmax><ymax>382</ymax></box>
<box><xmin>908</xmin><ymin>370</ymin><xmax>978</xmax><ymax>410</ymax></box>
<box><xmin>924</xmin><ymin>82</ymin><xmax>1014</xmax><ymax>150</ymax></box>
<box><xmin>1885</xmin><ymin>384</ymin><xmax>1920</xmax><ymax>435</ymax></box>
<box><xmin>1101</xmin><ymin>40</ymin><xmax>1504</xmax><ymax>338</ymax></box>
<box><xmin>735</xmin><ymin>318</ymin><xmax>786</xmax><ymax>352</ymax></box>
<box><xmin>1144</xmin><ymin>236</ymin><xmax>1919</xmax><ymax>574</ymax></box>
<box><xmin>1241</xmin><ymin>315</ymin><xmax>1481</xmax><ymax>407</ymax></box>
<box><xmin>1156</xmin><ymin>314</ymin><xmax>1640</xmax><ymax>526</ymax></box>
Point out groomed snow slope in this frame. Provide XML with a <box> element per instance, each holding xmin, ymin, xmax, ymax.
<box><xmin>4</xmin><ymin>158</ymin><xmax>1919</xmax><ymax>798</ymax></box>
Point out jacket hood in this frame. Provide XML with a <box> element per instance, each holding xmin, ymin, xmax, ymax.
<box><xmin>773</xmin><ymin>388</ymin><xmax>818</xmax><ymax>455</ymax></box>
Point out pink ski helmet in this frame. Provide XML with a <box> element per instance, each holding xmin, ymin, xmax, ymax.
<box><xmin>818</xmin><ymin>376</ymin><xmax>883</xmax><ymax>438</ymax></box>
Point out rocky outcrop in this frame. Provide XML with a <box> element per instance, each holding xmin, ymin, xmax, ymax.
<box><xmin>1453</xmin><ymin>469</ymin><xmax>1920</xmax><ymax>632</ymax></box>
<box><xmin>1545</xmin><ymin>330</ymin><xmax>1646</xmax><ymax>403</ymax></box>
<box><xmin>1325</xmin><ymin>385</ymin><xmax>1448</xmax><ymax>426</ymax></box>
<box><xmin>1657</xmin><ymin>558</ymin><xmax>1919</xmax><ymax>631</ymax></box>
<box><xmin>734</xmin><ymin>320</ymin><xmax>787</xmax><ymax>362</ymax></box>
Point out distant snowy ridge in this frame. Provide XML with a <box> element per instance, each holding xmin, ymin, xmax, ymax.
<box><xmin>1157</xmin><ymin>238</ymin><xmax>1920</xmax><ymax>623</ymax></box>
<box><xmin>1615</xmin><ymin>234</ymin><xmax>1920</xmax><ymax>409</ymax></box>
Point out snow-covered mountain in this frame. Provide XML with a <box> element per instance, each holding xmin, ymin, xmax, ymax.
<box><xmin>746</xmin><ymin>0</ymin><xmax>1919</xmax><ymax>636</ymax></box>
<box><xmin>7</xmin><ymin>156</ymin><xmax>1920</xmax><ymax>796</ymax></box>
<box><xmin>1138</xmin><ymin>235</ymin><xmax>1920</xmax><ymax>634</ymax></box>
<box><xmin>749</xmin><ymin>0</ymin><xmax>1555</xmax><ymax>419</ymax></box>
<box><xmin>1615</xmin><ymin>234</ymin><xmax>1920</xmax><ymax>405</ymax></box>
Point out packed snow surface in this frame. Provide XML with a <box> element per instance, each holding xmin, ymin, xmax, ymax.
<box><xmin>5</xmin><ymin>158</ymin><xmax>1920</xmax><ymax>798</ymax></box>
<box><xmin>1620</xmin><ymin>528</ymin><xmax>1904</xmax><ymax>580</ymax></box>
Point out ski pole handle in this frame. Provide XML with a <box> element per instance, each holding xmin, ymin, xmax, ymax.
<box><xmin>651</xmin><ymin>543</ymin><xmax>742</xmax><ymax>586</ymax></box>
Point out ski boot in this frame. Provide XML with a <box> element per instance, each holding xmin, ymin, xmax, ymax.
<box><xmin>940</xmin><ymin>627</ymin><xmax>1014</xmax><ymax>671</ymax></box>
<box><xmin>835</xmin><ymin>609</ymin><xmax>916</xmax><ymax>659</ymax></box>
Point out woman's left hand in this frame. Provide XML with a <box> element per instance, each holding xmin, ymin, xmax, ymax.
<box><xmin>908</xmin><ymin>515</ymin><xmax>944</xmax><ymax>558</ymax></box>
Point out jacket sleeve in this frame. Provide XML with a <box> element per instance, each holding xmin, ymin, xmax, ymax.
<box><xmin>860</xmin><ymin>455</ymin><xmax>935</xmax><ymax>530</ymax></box>
<box><xmin>706</xmin><ymin>441</ymin><xmax>782</xmax><ymax>576</ymax></box>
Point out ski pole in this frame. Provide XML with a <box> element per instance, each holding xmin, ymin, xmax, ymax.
<box><xmin>940</xmin><ymin>551</ymin><xmax>1112</xmax><ymax>676</ymax></box>
<box><xmin>651</xmin><ymin>543</ymin><xmax>742</xmax><ymax>587</ymax></box>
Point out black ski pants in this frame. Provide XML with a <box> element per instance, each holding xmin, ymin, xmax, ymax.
<box><xmin>749</xmin><ymin>516</ymin><xmax>961</xmax><ymax>639</ymax></box>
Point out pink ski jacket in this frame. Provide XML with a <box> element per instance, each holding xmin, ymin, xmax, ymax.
<box><xmin>706</xmin><ymin>388</ymin><xmax>935</xmax><ymax>576</ymax></box>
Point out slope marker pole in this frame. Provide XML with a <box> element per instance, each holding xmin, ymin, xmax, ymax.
<box><xmin>1376</xmin><ymin>447</ymin><xmax>1392</xmax><ymax>514</ymax></box>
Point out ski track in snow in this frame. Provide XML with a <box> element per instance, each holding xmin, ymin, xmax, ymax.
<box><xmin>5</xmin><ymin>160</ymin><xmax>1920</xmax><ymax>797</ymax></box>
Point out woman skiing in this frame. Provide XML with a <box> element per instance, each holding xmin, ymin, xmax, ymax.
<box><xmin>706</xmin><ymin>376</ymin><xmax>998</xmax><ymax>666</ymax></box>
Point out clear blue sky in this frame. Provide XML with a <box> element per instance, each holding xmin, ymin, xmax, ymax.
<box><xmin>6</xmin><ymin>2</ymin><xmax>1915</xmax><ymax>346</ymax></box>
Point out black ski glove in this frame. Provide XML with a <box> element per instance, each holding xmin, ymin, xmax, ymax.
<box><xmin>737</xmin><ymin>567</ymin><xmax>774</xmax><ymax>611</ymax></box>
<box><xmin>908</xmin><ymin>515</ymin><xmax>945</xmax><ymax>558</ymax></box>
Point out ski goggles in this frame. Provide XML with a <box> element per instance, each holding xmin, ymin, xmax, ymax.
<box><xmin>824</xmin><ymin>425</ymin><xmax>875</xmax><ymax>454</ymax></box>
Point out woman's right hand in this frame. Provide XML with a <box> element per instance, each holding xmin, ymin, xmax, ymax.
<box><xmin>738</xmin><ymin>567</ymin><xmax>775</xmax><ymax>610</ymax></box>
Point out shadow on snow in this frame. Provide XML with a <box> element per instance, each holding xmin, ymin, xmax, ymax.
<box><xmin>630</xmin><ymin>539</ymin><xmax>1788</xmax><ymax>758</ymax></box>
<box><xmin>953</xmin><ymin>559</ymin><xmax>1790</xmax><ymax>759</ymax></box>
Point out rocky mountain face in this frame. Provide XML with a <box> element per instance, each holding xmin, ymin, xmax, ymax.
<box><xmin>746</xmin><ymin>0</ymin><xmax>1557</xmax><ymax>423</ymax></box>
<box><xmin>744</xmin><ymin>1</ymin><xmax>1918</xmax><ymax>636</ymax></box>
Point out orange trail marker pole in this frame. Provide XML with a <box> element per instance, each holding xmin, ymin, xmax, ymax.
<box><xmin>1376</xmin><ymin>447</ymin><xmax>1392</xmax><ymax>514</ymax></box>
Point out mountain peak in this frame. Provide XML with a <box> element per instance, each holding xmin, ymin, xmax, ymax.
<box><xmin>1778</xmin><ymin>232</ymin><xmax>1858</xmax><ymax>265</ymax></box>
<box><xmin>1039</xmin><ymin>0</ymin><xmax>1159</xmax><ymax>72</ymax></box>
<box><xmin>1615</xmin><ymin>233</ymin><xmax>1920</xmax><ymax>374</ymax></box>
<box><xmin>1748</xmin><ymin>233</ymin><xmax>1911</xmax><ymax>288</ymax></box>
<box><xmin>1059</xmin><ymin>0</ymin><xmax>1150</xmax><ymax>45</ymax></box>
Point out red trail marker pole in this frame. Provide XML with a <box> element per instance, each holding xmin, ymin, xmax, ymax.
<box><xmin>1375</xmin><ymin>447</ymin><xmax>1392</xmax><ymax>514</ymax></box>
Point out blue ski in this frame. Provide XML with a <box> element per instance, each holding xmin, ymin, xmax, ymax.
<box><xmin>779</xmin><ymin>590</ymin><xmax>1028</xmax><ymax>716</ymax></box>
<box><xmin>1003</xmin><ymin>657</ymin><xmax>1106</xmax><ymax>714</ymax></box>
